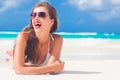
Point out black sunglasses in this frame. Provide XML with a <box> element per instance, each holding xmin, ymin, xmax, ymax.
<box><xmin>30</xmin><ymin>12</ymin><xmax>47</xmax><ymax>19</ymax></box>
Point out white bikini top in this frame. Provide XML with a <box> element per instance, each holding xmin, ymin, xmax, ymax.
<box><xmin>40</xmin><ymin>34</ymin><xmax>54</xmax><ymax>66</ymax></box>
<box><xmin>26</xmin><ymin>34</ymin><xmax>54</xmax><ymax>66</ymax></box>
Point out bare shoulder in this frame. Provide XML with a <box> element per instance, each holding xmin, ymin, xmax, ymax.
<box><xmin>50</xmin><ymin>34</ymin><xmax>63</xmax><ymax>54</ymax></box>
<box><xmin>17</xmin><ymin>31</ymin><xmax>30</xmax><ymax>41</ymax></box>
<box><xmin>52</xmin><ymin>34</ymin><xmax>63</xmax><ymax>42</ymax></box>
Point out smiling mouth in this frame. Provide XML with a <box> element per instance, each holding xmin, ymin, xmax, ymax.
<box><xmin>35</xmin><ymin>24</ymin><xmax>41</xmax><ymax>29</ymax></box>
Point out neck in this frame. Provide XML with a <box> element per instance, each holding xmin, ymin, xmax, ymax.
<box><xmin>36</xmin><ymin>32</ymin><xmax>50</xmax><ymax>44</ymax></box>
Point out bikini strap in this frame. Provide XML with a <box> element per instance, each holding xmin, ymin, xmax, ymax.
<box><xmin>48</xmin><ymin>34</ymin><xmax>54</xmax><ymax>53</ymax></box>
<box><xmin>50</xmin><ymin>33</ymin><xmax>54</xmax><ymax>41</ymax></box>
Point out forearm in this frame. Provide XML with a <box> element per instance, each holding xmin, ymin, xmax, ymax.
<box><xmin>14</xmin><ymin>65</ymin><xmax>54</xmax><ymax>75</ymax></box>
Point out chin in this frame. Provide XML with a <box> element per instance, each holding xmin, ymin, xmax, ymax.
<box><xmin>35</xmin><ymin>29</ymin><xmax>42</xmax><ymax>32</ymax></box>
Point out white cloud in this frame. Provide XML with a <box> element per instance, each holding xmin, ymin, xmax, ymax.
<box><xmin>69</xmin><ymin>0</ymin><xmax>102</xmax><ymax>11</ymax></box>
<box><xmin>0</xmin><ymin>0</ymin><xmax>28</xmax><ymax>13</ymax></box>
<box><xmin>94</xmin><ymin>7</ymin><xmax>120</xmax><ymax>20</ymax></box>
<box><xmin>111</xmin><ymin>0</ymin><xmax>120</xmax><ymax>5</ymax></box>
<box><xmin>68</xmin><ymin>0</ymin><xmax>120</xmax><ymax>21</ymax></box>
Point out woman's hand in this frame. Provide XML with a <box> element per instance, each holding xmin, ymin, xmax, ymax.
<box><xmin>50</xmin><ymin>60</ymin><xmax>64</xmax><ymax>73</ymax></box>
<box><xmin>5</xmin><ymin>50</ymin><xmax>14</xmax><ymax>63</ymax></box>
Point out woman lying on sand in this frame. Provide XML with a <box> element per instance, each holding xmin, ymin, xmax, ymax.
<box><xmin>6</xmin><ymin>2</ymin><xmax>64</xmax><ymax>75</ymax></box>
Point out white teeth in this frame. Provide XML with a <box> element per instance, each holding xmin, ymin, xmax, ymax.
<box><xmin>35</xmin><ymin>24</ymin><xmax>41</xmax><ymax>26</ymax></box>
<box><xmin>35</xmin><ymin>24</ymin><xmax>41</xmax><ymax>29</ymax></box>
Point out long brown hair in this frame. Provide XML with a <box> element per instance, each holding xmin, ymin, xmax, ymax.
<box><xmin>14</xmin><ymin>2</ymin><xmax>58</xmax><ymax>63</ymax></box>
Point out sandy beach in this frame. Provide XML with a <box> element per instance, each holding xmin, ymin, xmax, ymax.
<box><xmin>0</xmin><ymin>38</ymin><xmax>120</xmax><ymax>80</ymax></box>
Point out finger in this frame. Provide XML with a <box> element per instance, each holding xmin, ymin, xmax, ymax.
<box><xmin>6</xmin><ymin>51</ymin><xmax>13</xmax><ymax>56</ymax></box>
<box><xmin>5</xmin><ymin>58</ymin><xmax>10</xmax><ymax>62</ymax></box>
<box><xmin>59</xmin><ymin>60</ymin><xmax>65</xmax><ymax>64</ymax></box>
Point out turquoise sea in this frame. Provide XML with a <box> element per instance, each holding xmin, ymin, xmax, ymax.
<box><xmin>0</xmin><ymin>32</ymin><xmax>120</xmax><ymax>39</ymax></box>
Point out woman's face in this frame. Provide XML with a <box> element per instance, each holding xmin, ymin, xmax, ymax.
<box><xmin>31</xmin><ymin>7</ymin><xmax>54</xmax><ymax>32</ymax></box>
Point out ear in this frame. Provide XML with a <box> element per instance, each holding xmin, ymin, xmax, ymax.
<box><xmin>50</xmin><ymin>19</ymin><xmax>54</xmax><ymax>25</ymax></box>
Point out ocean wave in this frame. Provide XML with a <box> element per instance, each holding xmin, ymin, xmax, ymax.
<box><xmin>0</xmin><ymin>31</ymin><xmax>120</xmax><ymax>39</ymax></box>
<box><xmin>56</xmin><ymin>32</ymin><xmax>97</xmax><ymax>35</ymax></box>
<box><xmin>104</xmin><ymin>33</ymin><xmax>115</xmax><ymax>36</ymax></box>
<box><xmin>0</xmin><ymin>31</ymin><xmax>19</xmax><ymax>34</ymax></box>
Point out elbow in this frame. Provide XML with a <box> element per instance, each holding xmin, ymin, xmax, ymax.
<box><xmin>14</xmin><ymin>68</ymin><xmax>23</xmax><ymax>74</ymax></box>
<box><xmin>14</xmin><ymin>66</ymin><xmax>25</xmax><ymax>74</ymax></box>
<box><xmin>15</xmin><ymin>70</ymin><xmax>23</xmax><ymax>74</ymax></box>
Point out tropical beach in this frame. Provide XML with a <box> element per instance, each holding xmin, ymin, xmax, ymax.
<box><xmin>0</xmin><ymin>33</ymin><xmax>120</xmax><ymax>80</ymax></box>
<box><xmin>0</xmin><ymin>0</ymin><xmax>120</xmax><ymax>80</ymax></box>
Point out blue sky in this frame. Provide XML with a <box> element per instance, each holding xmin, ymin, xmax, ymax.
<box><xmin>0</xmin><ymin>0</ymin><xmax>120</xmax><ymax>33</ymax></box>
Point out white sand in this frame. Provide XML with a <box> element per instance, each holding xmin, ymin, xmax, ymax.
<box><xmin>0</xmin><ymin>38</ymin><xmax>120</xmax><ymax>80</ymax></box>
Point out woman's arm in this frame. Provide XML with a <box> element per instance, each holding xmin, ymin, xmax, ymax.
<box><xmin>13</xmin><ymin>32</ymin><xmax>64</xmax><ymax>75</ymax></box>
<box><xmin>47</xmin><ymin>34</ymin><xmax>64</xmax><ymax>69</ymax></box>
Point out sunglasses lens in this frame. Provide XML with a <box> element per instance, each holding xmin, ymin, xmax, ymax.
<box><xmin>38</xmin><ymin>12</ymin><xmax>46</xmax><ymax>18</ymax></box>
<box><xmin>30</xmin><ymin>13</ymin><xmax>37</xmax><ymax>19</ymax></box>
<box><xmin>30</xmin><ymin>12</ymin><xmax>46</xmax><ymax>19</ymax></box>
